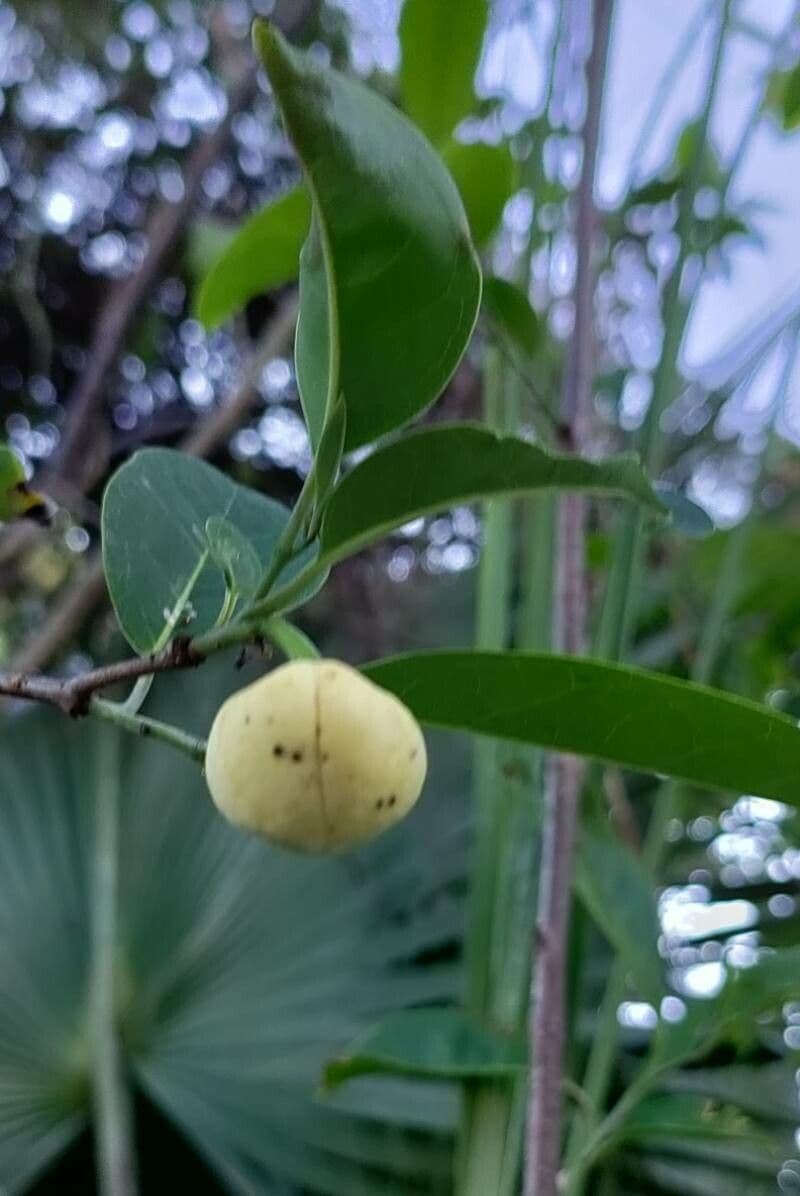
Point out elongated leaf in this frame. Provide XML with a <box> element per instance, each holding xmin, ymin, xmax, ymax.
<box><xmin>650</xmin><ymin>947</ymin><xmax>800</xmax><ymax>1073</ymax></box>
<box><xmin>102</xmin><ymin>449</ymin><xmax>317</xmax><ymax>653</ymax></box>
<box><xmin>256</xmin><ymin>23</ymin><xmax>482</xmax><ymax>450</ymax></box>
<box><xmin>665</xmin><ymin>1061</ymin><xmax>800</xmax><ymax>1126</ymax></box>
<box><xmin>614</xmin><ymin>1095</ymin><xmax>766</xmax><ymax>1148</ymax></box>
<box><xmin>636</xmin><ymin>1154</ymin><xmax>784</xmax><ymax>1196</ymax></box>
<box><xmin>196</xmin><ymin>187</ymin><xmax>311</xmax><ymax>329</ymax></box>
<box><xmin>399</xmin><ymin>0</ymin><xmax>488</xmax><ymax>145</ymax></box>
<box><xmin>443</xmin><ymin>142</ymin><xmax>515</xmax><ymax>246</ymax></box>
<box><xmin>313</xmin><ymin>393</ymin><xmax>346</xmax><ymax>513</ymax></box>
<box><xmin>205</xmin><ymin>516</ymin><xmax>262</xmax><ymax>603</ymax></box>
<box><xmin>575</xmin><ymin>825</ymin><xmax>664</xmax><ymax>1005</ymax></box>
<box><xmin>363</xmin><ymin>651</ymin><xmax>800</xmax><ymax>806</ymax></box>
<box><xmin>320</xmin><ymin>425</ymin><xmax>664</xmax><ymax>564</ymax></box>
<box><xmin>324</xmin><ymin>1009</ymin><xmax>526</xmax><ymax>1089</ymax></box>
<box><xmin>482</xmin><ymin>276</ymin><xmax>541</xmax><ymax>357</ymax></box>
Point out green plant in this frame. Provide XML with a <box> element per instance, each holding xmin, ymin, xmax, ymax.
<box><xmin>4</xmin><ymin>4</ymin><xmax>800</xmax><ymax>1195</ymax></box>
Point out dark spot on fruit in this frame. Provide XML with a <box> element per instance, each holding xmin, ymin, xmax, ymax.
<box><xmin>375</xmin><ymin>798</ymin><xmax>384</xmax><ymax>810</ymax></box>
<box><xmin>273</xmin><ymin>745</ymin><xmax>284</xmax><ymax>758</ymax></box>
<box><xmin>291</xmin><ymin>750</ymin><xmax>303</xmax><ymax>762</ymax></box>
<box><xmin>321</xmin><ymin>753</ymin><xmax>329</xmax><ymax>763</ymax></box>
<box><xmin>410</xmin><ymin>748</ymin><xmax>418</xmax><ymax>759</ymax></box>
<box><xmin>387</xmin><ymin>795</ymin><xmax>397</xmax><ymax>807</ymax></box>
<box><xmin>244</xmin><ymin>715</ymin><xmax>251</xmax><ymax>725</ymax></box>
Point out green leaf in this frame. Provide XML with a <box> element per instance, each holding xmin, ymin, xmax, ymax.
<box><xmin>363</xmin><ymin>651</ymin><xmax>800</xmax><ymax>806</ymax></box>
<box><xmin>482</xmin><ymin>276</ymin><xmax>541</xmax><ymax>358</ymax></box>
<box><xmin>196</xmin><ymin>187</ymin><xmax>311</xmax><ymax>329</ymax></box>
<box><xmin>324</xmin><ymin>1009</ymin><xmax>526</xmax><ymax>1089</ymax></box>
<box><xmin>766</xmin><ymin>63</ymin><xmax>800</xmax><ymax>131</ymax></box>
<box><xmin>653</xmin><ymin>484</ymin><xmax>715</xmax><ymax>538</ymax></box>
<box><xmin>101</xmin><ymin>449</ymin><xmax>317</xmax><ymax>653</ymax></box>
<box><xmin>255</xmin><ymin>22</ymin><xmax>482</xmax><ymax>450</ymax></box>
<box><xmin>665</xmin><ymin>1061</ymin><xmax>800</xmax><ymax>1126</ymax></box>
<box><xmin>399</xmin><ymin>0</ymin><xmax>488</xmax><ymax>146</ymax></box>
<box><xmin>204</xmin><ymin>516</ymin><xmax>262</xmax><ymax>604</ymax></box>
<box><xmin>575</xmin><ymin>824</ymin><xmax>664</xmax><ymax>1005</ymax></box>
<box><xmin>614</xmin><ymin>1095</ymin><xmax>766</xmax><ymax>1148</ymax></box>
<box><xmin>443</xmin><ymin>142</ymin><xmax>515</xmax><ymax>246</ymax></box>
<box><xmin>320</xmin><ymin>425</ymin><xmax>665</xmax><ymax>564</ymax></box>
<box><xmin>650</xmin><ymin>947</ymin><xmax>800</xmax><ymax>1072</ymax></box>
<box><xmin>0</xmin><ymin>671</ymin><xmax>462</xmax><ymax>1193</ymax></box>
<box><xmin>313</xmin><ymin>393</ymin><xmax>347</xmax><ymax>515</ymax></box>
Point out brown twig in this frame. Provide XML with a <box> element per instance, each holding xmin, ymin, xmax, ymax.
<box><xmin>524</xmin><ymin>2</ymin><xmax>615</xmax><ymax>1194</ymax></box>
<box><xmin>0</xmin><ymin>636</ymin><xmax>202</xmax><ymax>717</ymax></box>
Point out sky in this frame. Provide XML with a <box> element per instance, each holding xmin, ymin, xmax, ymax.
<box><xmin>481</xmin><ymin>0</ymin><xmax>800</xmax><ymax>377</ymax></box>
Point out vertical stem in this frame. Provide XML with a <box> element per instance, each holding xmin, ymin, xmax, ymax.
<box><xmin>565</xmin><ymin>9</ymin><xmax>777</xmax><ymax>1183</ymax></box>
<box><xmin>596</xmin><ymin>0</ymin><xmax>732</xmax><ymax>661</ymax></box>
<box><xmin>524</xmin><ymin>2</ymin><xmax>615</xmax><ymax>1193</ymax></box>
<box><xmin>460</xmin><ymin>347</ymin><xmax>520</xmax><ymax>1196</ymax></box>
<box><xmin>90</xmin><ymin>729</ymin><xmax>138</xmax><ymax>1196</ymax></box>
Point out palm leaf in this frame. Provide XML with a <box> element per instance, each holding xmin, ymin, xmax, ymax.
<box><xmin>0</xmin><ymin>661</ymin><xmax>468</xmax><ymax>1192</ymax></box>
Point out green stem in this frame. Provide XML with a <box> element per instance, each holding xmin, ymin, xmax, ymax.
<box><xmin>90</xmin><ymin>729</ymin><xmax>138</xmax><ymax>1196</ymax></box>
<box><xmin>91</xmin><ymin>698</ymin><xmax>207</xmax><ymax>764</ymax></box>
<box><xmin>253</xmin><ymin>464</ymin><xmax>317</xmax><ymax>602</ymax></box>
<box><xmin>262</xmin><ymin>615</ymin><xmax>321</xmax><ymax>660</ymax></box>
<box><xmin>459</xmin><ymin>346</ymin><xmax>519</xmax><ymax>1196</ymax></box>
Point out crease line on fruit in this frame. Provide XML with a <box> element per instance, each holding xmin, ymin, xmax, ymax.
<box><xmin>313</xmin><ymin>672</ymin><xmax>331</xmax><ymax>848</ymax></box>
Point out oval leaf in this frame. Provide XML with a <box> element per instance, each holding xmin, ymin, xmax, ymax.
<box><xmin>255</xmin><ymin>23</ymin><xmax>482</xmax><ymax>450</ymax></box>
<box><xmin>443</xmin><ymin>141</ymin><xmax>515</xmax><ymax>246</ymax></box>
<box><xmin>575</xmin><ymin>824</ymin><xmax>664</xmax><ymax>1005</ymax></box>
<box><xmin>102</xmin><ymin>449</ymin><xmax>317</xmax><ymax>653</ymax></box>
<box><xmin>399</xmin><ymin>0</ymin><xmax>488</xmax><ymax>145</ymax></box>
<box><xmin>482</xmin><ymin>276</ymin><xmax>541</xmax><ymax>358</ymax></box>
<box><xmin>320</xmin><ymin>425</ymin><xmax>664</xmax><ymax>564</ymax></box>
<box><xmin>195</xmin><ymin>187</ymin><xmax>311</xmax><ymax>329</ymax></box>
<box><xmin>363</xmin><ymin>651</ymin><xmax>800</xmax><ymax>806</ymax></box>
<box><xmin>324</xmin><ymin>1008</ymin><xmax>525</xmax><ymax>1089</ymax></box>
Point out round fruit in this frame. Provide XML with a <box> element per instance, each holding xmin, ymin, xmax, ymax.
<box><xmin>204</xmin><ymin>659</ymin><xmax>427</xmax><ymax>852</ymax></box>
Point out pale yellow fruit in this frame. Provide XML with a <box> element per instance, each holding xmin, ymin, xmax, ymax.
<box><xmin>205</xmin><ymin>659</ymin><xmax>427</xmax><ymax>852</ymax></box>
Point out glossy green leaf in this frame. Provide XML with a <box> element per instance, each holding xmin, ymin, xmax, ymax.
<box><xmin>313</xmin><ymin>393</ymin><xmax>346</xmax><ymax>514</ymax></box>
<box><xmin>204</xmin><ymin>515</ymin><xmax>262</xmax><ymax>603</ymax></box>
<box><xmin>320</xmin><ymin>425</ymin><xmax>664</xmax><ymax>564</ymax></box>
<box><xmin>443</xmin><ymin>142</ymin><xmax>515</xmax><ymax>246</ymax></box>
<box><xmin>196</xmin><ymin>187</ymin><xmax>311</xmax><ymax>329</ymax></box>
<box><xmin>324</xmin><ymin>1009</ymin><xmax>525</xmax><ymax>1089</ymax></box>
<box><xmin>255</xmin><ymin>23</ymin><xmax>482</xmax><ymax>450</ymax></box>
<box><xmin>399</xmin><ymin>0</ymin><xmax>488</xmax><ymax>145</ymax></box>
<box><xmin>575</xmin><ymin>824</ymin><xmax>664</xmax><ymax>1005</ymax></box>
<box><xmin>101</xmin><ymin>449</ymin><xmax>316</xmax><ymax>653</ymax></box>
<box><xmin>482</xmin><ymin>276</ymin><xmax>541</xmax><ymax>358</ymax></box>
<box><xmin>363</xmin><ymin>652</ymin><xmax>800</xmax><ymax>806</ymax></box>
